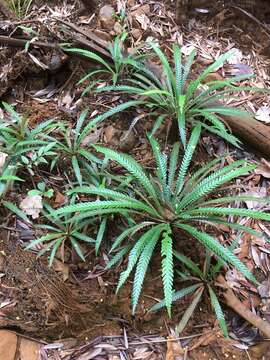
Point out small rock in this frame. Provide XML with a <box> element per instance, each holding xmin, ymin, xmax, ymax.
<box><xmin>99</xmin><ymin>5</ymin><xmax>115</xmax><ymax>30</ymax></box>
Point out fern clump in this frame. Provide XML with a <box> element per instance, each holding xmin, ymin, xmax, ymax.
<box><xmin>52</xmin><ymin>124</ymin><xmax>270</xmax><ymax>315</ymax></box>
<box><xmin>95</xmin><ymin>43</ymin><xmax>266</xmax><ymax>148</ymax></box>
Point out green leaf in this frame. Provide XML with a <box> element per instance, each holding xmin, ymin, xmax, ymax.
<box><xmin>208</xmin><ymin>285</ymin><xmax>228</xmax><ymax>337</ymax></box>
<box><xmin>175</xmin><ymin>124</ymin><xmax>201</xmax><ymax>195</ymax></box>
<box><xmin>94</xmin><ymin>146</ymin><xmax>160</xmax><ymax>207</ymax></box>
<box><xmin>132</xmin><ymin>224</ymin><xmax>163</xmax><ymax>313</ymax></box>
<box><xmin>178</xmin><ymin>224</ymin><xmax>258</xmax><ymax>284</ymax></box>
<box><xmin>116</xmin><ymin>227</ymin><xmax>156</xmax><ymax>292</ymax></box>
<box><xmin>95</xmin><ymin>217</ymin><xmax>107</xmax><ymax>255</ymax></box>
<box><xmin>176</xmin><ymin>287</ymin><xmax>204</xmax><ymax>335</ymax></box>
<box><xmin>71</xmin><ymin>237</ymin><xmax>85</xmax><ymax>261</ymax></box>
<box><xmin>173</xmin><ymin>250</ymin><xmax>203</xmax><ymax>278</ymax></box>
<box><xmin>161</xmin><ymin>225</ymin><xmax>174</xmax><ymax>317</ymax></box>
<box><xmin>2</xmin><ymin>200</ymin><xmax>31</xmax><ymax>224</ymax></box>
<box><xmin>150</xmin><ymin>283</ymin><xmax>201</xmax><ymax>311</ymax></box>
<box><xmin>72</xmin><ymin>156</ymin><xmax>82</xmax><ymax>186</ymax></box>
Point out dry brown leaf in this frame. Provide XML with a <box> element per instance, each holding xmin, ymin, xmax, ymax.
<box><xmin>53</xmin><ymin>191</ymin><xmax>66</xmax><ymax>208</ymax></box>
<box><xmin>52</xmin><ymin>259</ymin><xmax>69</xmax><ymax>281</ymax></box>
<box><xmin>255</xmin><ymin>159</ymin><xmax>270</xmax><ymax>178</ymax></box>
<box><xmin>166</xmin><ymin>337</ymin><xmax>184</xmax><ymax>360</ymax></box>
<box><xmin>0</xmin><ymin>330</ymin><xmax>17</xmax><ymax>360</ymax></box>
<box><xmin>20</xmin><ymin>338</ymin><xmax>41</xmax><ymax>360</ymax></box>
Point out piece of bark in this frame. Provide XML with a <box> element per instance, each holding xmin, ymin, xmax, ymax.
<box><xmin>218</xmin><ymin>276</ymin><xmax>270</xmax><ymax>338</ymax></box>
<box><xmin>0</xmin><ymin>35</ymin><xmax>60</xmax><ymax>49</ymax></box>
<box><xmin>221</xmin><ymin>114</ymin><xmax>270</xmax><ymax>159</ymax></box>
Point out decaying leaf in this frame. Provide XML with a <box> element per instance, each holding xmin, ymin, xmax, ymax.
<box><xmin>20</xmin><ymin>195</ymin><xmax>43</xmax><ymax>219</ymax></box>
<box><xmin>255</xmin><ymin>159</ymin><xmax>270</xmax><ymax>178</ymax></box>
<box><xmin>255</xmin><ymin>106</ymin><xmax>270</xmax><ymax>123</ymax></box>
<box><xmin>0</xmin><ymin>152</ymin><xmax>8</xmax><ymax>171</ymax></box>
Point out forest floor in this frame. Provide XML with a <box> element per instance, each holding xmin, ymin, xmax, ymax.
<box><xmin>0</xmin><ymin>0</ymin><xmax>270</xmax><ymax>359</ymax></box>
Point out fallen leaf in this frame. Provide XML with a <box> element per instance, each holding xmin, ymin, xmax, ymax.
<box><xmin>255</xmin><ymin>106</ymin><xmax>270</xmax><ymax>123</ymax></box>
<box><xmin>0</xmin><ymin>330</ymin><xmax>17</xmax><ymax>360</ymax></box>
<box><xmin>0</xmin><ymin>152</ymin><xmax>8</xmax><ymax>171</ymax></box>
<box><xmin>20</xmin><ymin>195</ymin><xmax>43</xmax><ymax>219</ymax></box>
<box><xmin>53</xmin><ymin>259</ymin><xmax>69</xmax><ymax>281</ymax></box>
<box><xmin>166</xmin><ymin>336</ymin><xmax>184</xmax><ymax>360</ymax></box>
<box><xmin>53</xmin><ymin>191</ymin><xmax>66</xmax><ymax>208</ymax></box>
<box><xmin>227</xmin><ymin>48</ymin><xmax>243</xmax><ymax>64</ymax></box>
<box><xmin>255</xmin><ymin>159</ymin><xmax>270</xmax><ymax>178</ymax></box>
<box><xmin>20</xmin><ymin>338</ymin><xmax>41</xmax><ymax>360</ymax></box>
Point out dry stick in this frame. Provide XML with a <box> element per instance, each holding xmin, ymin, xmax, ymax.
<box><xmin>0</xmin><ymin>35</ymin><xmax>60</xmax><ymax>49</ymax></box>
<box><xmin>56</xmin><ymin>18</ymin><xmax>111</xmax><ymax>58</ymax></box>
<box><xmin>218</xmin><ymin>276</ymin><xmax>270</xmax><ymax>338</ymax></box>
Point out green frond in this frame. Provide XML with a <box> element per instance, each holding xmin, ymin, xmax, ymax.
<box><xmin>148</xmin><ymin>135</ymin><xmax>168</xmax><ymax>199</ymax></box>
<box><xmin>53</xmin><ymin>199</ymin><xmax>159</xmax><ymax>218</ymax></box>
<box><xmin>178</xmin><ymin>163</ymin><xmax>255</xmax><ymax>209</ymax></box>
<box><xmin>176</xmin><ymin>287</ymin><xmax>204</xmax><ymax>334</ymax></box>
<box><xmin>132</xmin><ymin>224</ymin><xmax>164</xmax><ymax>313</ymax></box>
<box><xmin>168</xmin><ymin>142</ymin><xmax>180</xmax><ymax>192</ymax></box>
<box><xmin>188</xmin><ymin>207</ymin><xmax>270</xmax><ymax>222</ymax></box>
<box><xmin>116</xmin><ymin>226</ymin><xmax>159</xmax><ymax>292</ymax></box>
<box><xmin>175</xmin><ymin>124</ymin><xmax>201</xmax><ymax>195</ymax></box>
<box><xmin>95</xmin><ymin>217</ymin><xmax>107</xmax><ymax>255</ymax></box>
<box><xmin>173</xmin><ymin>250</ymin><xmax>203</xmax><ymax>278</ymax></box>
<box><xmin>79</xmin><ymin>100</ymin><xmax>143</xmax><ymax>144</ymax></box>
<box><xmin>64</xmin><ymin>48</ymin><xmax>113</xmax><ymax>72</ymax></box>
<box><xmin>94</xmin><ymin>146</ymin><xmax>160</xmax><ymax>207</ymax></box>
<box><xmin>161</xmin><ymin>225</ymin><xmax>174</xmax><ymax>317</ymax></box>
<box><xmin>178</xmin><ymin>224</ymin><xmax>258</xmax><ymax>284</ymax></box>
<box><xmin>173</xmin><ymin>44</ymin><xmax>183</xmax><ymax>96</ymax></box>
<box><xmin>110</xmin><ymin>222</ymin><xmax>155</xmax><ymax>253</ymax></box>
<box><xmin>105</xmin><ymin>245</ymin><xmax>132</xmax><ymax>269</ymax></box>
<box><xmin>150</xmin><ymin>283</ymin><xmax>201</xmax><ymax>312</ymax></box>
<box><xmin>208</xmin><ymin>285</ymin><xmax>228</xmax><ymax>337</ymax></box>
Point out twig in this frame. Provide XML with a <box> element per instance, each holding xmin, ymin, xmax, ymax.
<box><xmin>218</xmin><ymin>276</ymin><xmax>270</xmax><ymax>338</ymax></box>
<box><xmin>0</xmin><ymin>35</ymin><xmax>60</xmax><ymax>49</ymax></box>
<box><xmin>56</xmin><ymin>18</ymin><xmax>111</xmax><ymax>58</ymax></box>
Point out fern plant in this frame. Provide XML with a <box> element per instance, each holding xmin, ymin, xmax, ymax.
<box><xmin>96</xmin><ymin>43</ymin><xmax>265</xmax><ymax>148</ymax></box>
<box><xmin>51</xmin><ymin>125</ymin><xmax>270</xmax><ymax>315</ymax></box>
<box><xmin>8</xmin><ymin>0</ymin><xmax>33</xmax><ymax>18</ymax></box>
<box><xmin>151</xmin><ymin>238</ymin><xmax>240</xmax><ymax>337</ymax></box>
<box><xmin>65</xmin><ymin>33</ymin><xmax>144</xmax><ymax>95</ymax></box>
<box><xmin>0</xmin><ymin>102</ymin><xmax>59</xmax><ymax>177</ymax></box>
<box><xmin>3</xmin><ymin>200</ymin><xmax>95</xmax><ymax>266</ymax></box>
<box><xmin>49</xmin><ymin>106</ymin><xmax>143</xmax><ymax>185</ymax></box>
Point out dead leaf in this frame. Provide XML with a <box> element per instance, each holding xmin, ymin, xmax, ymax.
<box><xmin>53</xmin><ymin>259</ymin><xmax>69</xmax><ymax>281</ymax></box>
<box><xmin>255</xmin><ymin>106</ymin><xmax>270</xmax><ymax>123</ymax></box>
<box><xmin>227</xmin><ymin>48</ymin><xmax>243</xmax><ymax>64</ymax></box>
<box><xmin>53</xmin><ymin>191</ymin><xmax>66</xmax><ymax>208</ymax></box>
<box><xmin>0</xmin><ymin>330</ymin><xmax>17</xmax><ymax>360</ymax></box>
<box><xmin>20</xmin><ymin>338</ymin><xmax>41</xmax><ymax>360</ymax></box>
<box><xmin>255</xmin><ymin>159</ymin><xmax>270</xmax><ymax>178</ymax></box>
<box><xmin>166</xmin><ymin>337</ymin><xmax>184</xmax><ymax>360</ymax></box>
<box><xmin>20</xmin><ymin>195</ymin><xmax>43</xmax><ymax>219</ymax></box>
